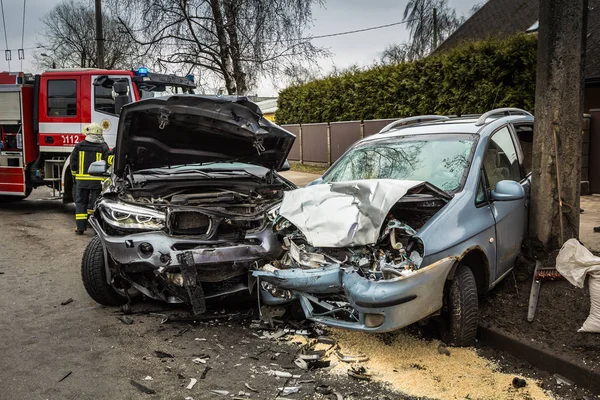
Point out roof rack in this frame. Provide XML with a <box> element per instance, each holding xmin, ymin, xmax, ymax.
<box><xmin>379</xmin><ymin>115</ymin><xmax>450</xmax><ymax>134</ymax></box>
<box><xmin>475</xmin><ymin>108</ymin><xmax>532</xmax><ymax>126</ymax></box>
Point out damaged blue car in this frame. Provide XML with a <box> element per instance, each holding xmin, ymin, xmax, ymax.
<box><xmin>253</xmin><ymin>108</ymin><xmax>534</xmax><ymax>346</ymax></box>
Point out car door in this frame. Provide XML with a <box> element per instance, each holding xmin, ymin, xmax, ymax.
<box><xmin>483</xmin><ymin>125</ymin><xmax>528</xmax><ymax>279</ymax></box>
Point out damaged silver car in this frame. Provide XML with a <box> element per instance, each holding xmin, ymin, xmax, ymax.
<box><xmin>253</xmin><ymin>108</ymin><xmax>533</xmax><ymax>346</ymax></box>
<box><xmin>80</xmin><ymin>95</ymin><xmax>295</xmax><ymax>314</ymax></box>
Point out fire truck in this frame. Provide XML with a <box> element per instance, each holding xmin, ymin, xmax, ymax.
<box><xmin>0</xmin><ymin>68</ymin><xmax>195</xmax><ymax>202</ymax></box>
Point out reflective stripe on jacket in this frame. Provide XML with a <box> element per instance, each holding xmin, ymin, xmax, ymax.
<box><xmin>70</xmin><ymin>140</ymin><xmax>110</xmax><ymax>181</ymax></box>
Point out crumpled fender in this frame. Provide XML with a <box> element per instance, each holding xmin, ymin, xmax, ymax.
<box><xmin>252</xmin><ymin>264</ymin><xmax>344</xmax><ymax>294</ymax></box>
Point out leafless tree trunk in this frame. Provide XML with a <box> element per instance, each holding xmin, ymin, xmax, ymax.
<box><xmin>529</xmin><ymin>0</ymin><xmax>588</xmax><ymax>250</ymax></box>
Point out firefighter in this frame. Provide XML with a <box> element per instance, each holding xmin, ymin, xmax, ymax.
<box><xmin>70</xmin><ymin>123</ymin><xmax>110</xmax><ymax>235</ymax></box>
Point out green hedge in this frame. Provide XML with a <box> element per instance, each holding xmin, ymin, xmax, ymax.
<box><xmin>276</xmin><ymin>34</ymin><xmax>537</xmax><ymax>124</ymax></box>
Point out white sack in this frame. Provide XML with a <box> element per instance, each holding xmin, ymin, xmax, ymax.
<box><xmin>555</xmin><ymin>238</ymin><xmax>600</xmax><ymax>333</ymax></box>
<box><xmin>580</xmin><ymin>275</ymin><xmax>600</xmax><ymax>333</ymax></box>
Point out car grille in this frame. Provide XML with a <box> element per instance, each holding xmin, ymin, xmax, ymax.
<box><xmin>169</xmin><ymin>211</ymin><xmax>212</xmax><ymax>235</ymax></box>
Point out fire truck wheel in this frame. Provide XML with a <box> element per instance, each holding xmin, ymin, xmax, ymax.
<box><xmin>81</xmin><ymin>235</ymin><xmax>129</xmax><ymax>306</ymax></box>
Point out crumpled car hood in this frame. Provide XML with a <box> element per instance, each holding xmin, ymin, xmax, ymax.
<box><xmin>113</xmin><ymin>95</ymin><xmax>295</xmax><ymax>177</ymax></box>
<box><xmin>278</xmin><ymin>179</ymin><xmax>424</xmax><ymax>247</ymax></box>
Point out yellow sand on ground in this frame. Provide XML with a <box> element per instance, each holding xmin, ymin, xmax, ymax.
<box><xmin>290</xmin><ymin>330</ymin><xmax>552</xmax><ymax>400</ymax></box>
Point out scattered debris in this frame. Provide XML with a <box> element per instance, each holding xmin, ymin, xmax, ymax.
<box><xmin>210</xmin><ymin>389</ymin><xmax>230</xmax><ymax>396</ymax></box>
<box><xmin>195</xmin><ymin>338</ymin><xmax>207</xmax><ymax>341</ymax></box>
<box><xmin>148</xmin><ymin>312</ymin><xmax>170</xmax><ymax>324</ymax></box>
<box><xmin>335</xmin><ymin>349</ymin><xmax>368</xmax><ymax>363</ymax></box>
<box><xmin>154</xmin><ymin>350</ymin><xmax>174</xmax><ymax>359</ymax></box>
<box><xmin>437</xmin><ymin>343</ymin><xmax>451</xmax><ymax>357</ymax></box>
<box><xmin>244</xmin><ymin>382</ymin><xmax>259</xmax><ymax>393</ymax></box>
<box><xmin>57</xmin><ymin>371</ymin><xmax>72</xmax><ymax>382</ymax></box>
<box><xmin>174</xmin><ymin>326</ymin><xmax>190</xmax><ymax>336</ymax></box>
<box><xmin>185</xmin><ymin>397</ymin><xmax>194</xmax><ymax>400</ymax></box>
<box><xmin>410</xmin><ymin>363</ymin><xmax>426</xmax><ymax>370</ymax></box>
<box><xmin>294</xmin><ymin>358</ymin><xmax>330</xmax><ymax>370</ymax></box>
<box><xmin>192</xmin><ymin>355</ymin><xmax>210</xmax><ymax>364</ymax></box>
<box><xmin>216</xmin><ymin>343</ymin><xmax>225</xmax><ymax>350</ymax></box>
<box><xmin>186</xmin><ymin>378</ymin><xmax>198</xmax><ymax>390</ymax></box>
<box><xmin>60</xmin><ymin>298</ymin><xmax>74</xmax><ymax>306</ymax></box>
<box><xmin>512</xmin><ymin>377</ymin><xmax>527</xmax><ymax>388</ymax></box>
<box><xmin>314</xmin><ymin>385</ymin><xmax>332</xmax><ymax>395</ymax></box>
<box><xmin>237</xmin><ymin>391</ymin><xmax>251</xmax><ymax>397</ymax></box>
<box><xmin>554</xmin><ymin>373</ymin><xmax>574</xmax><ymax>386</ymax></box>
<box><xmin>278</xmin><ymin>385</ymin><xmax>301</xmax><ymax>395</ymax></box>
<box><xmin>116</xmin><ymin>315</ymin><xmax>134</xmax><ymax>325</ymax></box>
<box><xmin>177</xmin><ymin>373</ymin><xmax>186</xmax><ymax>380</ymax></box>
<box><xmin>200</xmin><ymin>366</ymin><xmax>212</xmax><ymax>379</ymax></box>
<box><xmin>129</xmin><ymin>379</ymin><xmax>156</xmax><ymax>394</ymax></box>
<box><xmin>348</xmin><ymin>365</ymin><xmax>372</xmax><ymax>381</ymax></box>
<box><xmin>264</xmin><ymin>330</ymin><xmax>287</xmax><ymax>340</ymax></box>
<box><xmin>142</xmin><ymin>376</ymin><xmax>153</xmax><ymax>381</ymax></box>
<box><xmin>270</xmin><ymin>370</ymin><xmax>293</xmax><ymax>378</ymax></box>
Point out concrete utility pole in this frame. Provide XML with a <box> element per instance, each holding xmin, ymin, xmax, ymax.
<box><xmin>530</xmin><ymin>0</ymin><xmax>588</xmax><ymax>250</ymax></box>
<box><xmin>95</xmin><ymin>0</ymin><xmax>105</xmax><ymax>69</ymax></box>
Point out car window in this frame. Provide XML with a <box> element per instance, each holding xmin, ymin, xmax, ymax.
<box><xmin>476</xmin><ymin>175</ymin><xmax>487</xmax><ymax>205</ymax></box>
<box><xmin>95</xmin><ymin>84</ymin><xmax>131</xmax><ymax>115</ymax></box>
<box><xmin>322</xmin><ymin>134</ymin><xmax>477</xmax><ymax>192</ymax></box>
<box><xmin>484</xmin><ymin>126</ymin><xmax>521</xmax><ymax>190</ymax></box>
<box><xmin>514</xmin><ymin>123</ymin><xmax>533</xmax><ymax>175</ymax></box>
<box><xmin>47</xmin><ymin>80</ymin><xmax>77</xmax><ymax>117</ymax></box>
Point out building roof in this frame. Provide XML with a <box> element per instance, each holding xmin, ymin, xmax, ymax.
<box><xmin>435</xmin><ymin>0</ymin><xmax>600</xmax><ymax>80</ymax></box>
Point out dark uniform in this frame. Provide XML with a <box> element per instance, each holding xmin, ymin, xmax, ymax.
<box><xmin>70</xmin><ymin>139</ymin><xmax>110</xmax><ymax>233</ymax></box>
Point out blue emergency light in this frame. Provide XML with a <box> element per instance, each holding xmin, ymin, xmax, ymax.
<box><xmin>136</xmin><ymin>67</ymin><xmax>149</xmax><ymax>76</ymax></box>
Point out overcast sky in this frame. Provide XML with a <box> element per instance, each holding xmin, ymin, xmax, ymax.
<box><xmin>1</xmin><ymin>0</ymin><xmax>480</xmax><ymax>95</ymax></box>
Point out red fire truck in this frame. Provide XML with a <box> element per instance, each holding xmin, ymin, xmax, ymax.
<box><xmin>0</xmin><ymin>68</ymin><xmax>195</xmax><ymax>202</ymax></box>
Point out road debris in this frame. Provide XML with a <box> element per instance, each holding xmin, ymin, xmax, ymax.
<box><xmin>269</xmin><ymin>370</ymin><xmax>301</xmax><ymax>379</ymax></box>
<box><xmin>554</xmin><ymin>373</ymin><xmax>574</xmax><ymax>386</ymax></box>
<box><xmin>60</xmin><ymin>298</ymin><xmax>74</xmax><ymax>306</ymax></box>
<box><xmin>216</xmin><ymin>343</ymin><xmax>225</xmax><ymax>350</ymax></box>
<box><xmin>348</xmin><ymin>365</ymin><xmax>372</xmax><ymax>381</ymax></box>
<box><xmin>116</xmin><ymin>315</ymin><xmax>134</xmax><ymax>325</ymax></box>
<box><xmin>278</xmin><ymin>385</ymin><xmax>301</xmax><ymax>395</ymax></box>
<box><xmin>314</xmin><ymin>385</ymin><xmax>332</xmax><ymax>395</ymax></box>
<box><xmin>335</xmin><ymin>349</ymin><xmax>368</xmax><ymax>363</ymax></box>
<box><xmin>192</xmin><ymin>355</ymin><xmax>210</xmax><ymax>364</ymax></box>
<box><xmin>244</xmin><ymin>382</ymin><xmax>259</xmax><ymax>393</ymax></box>
<box><xmin>186</xmin><ymin>378</ymin><xmax>198</xmax><ymax>390</ymax></box>
<box><xmin>200</xmin><ymin>366</ymin><xmax>212</xmax><ymax>379</ymax></box>
<box><xmin>512</xmin><ymin>377</ymin><xmax>527</xmax><ymax>388</ymax></box>
<box><xmin>437</xmin><ymin>343</ymin><xmax>451</xmax><ymax>356</ymax></box>
<box><xmin>210</xmin><ymin>389</ymin><xmax>229</xmax><ymax>396</ymax></box>
<box><xmin>129</xmin><ymin>379</ymin><xmax>156</xmax><ymax>394</ymax></box>
<box><xmin>142</xmin><ymin>375</ymin><xmax>153</xmax><ymax>381</ymax></box>
<box><xmin>195</xmin><ymin>337</ymin><xmax>207</xmax><ymax>341</ymax></box>
<box><xmin>154</xmin><ymin>350</ymin><xmax>174</xmax><ymax>359</ymax></box>
<box><xmin>57</xmin><ymin>371</ymin><xmax>72</xmax><ymax>382</ymax></box>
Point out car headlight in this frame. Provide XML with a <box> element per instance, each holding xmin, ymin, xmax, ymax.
<box><xmin>100</xmin><ymin>200</ymin><xmax>165</xmax><ymax>230</ymax></box>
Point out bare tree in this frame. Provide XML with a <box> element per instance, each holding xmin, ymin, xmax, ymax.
<box><xmin>403</xmin><ymin>0</ymin><xmax>463</xmax><ymax>58</ymax></box>
<box><xmin>35</xmin><ymin>0</ymin><xmax>138</xmax><ymax>70</ymax></box>
<box><xmin>111</xmin><ymin>0</ymin><xmax>325</xmax><ymax>94</ymax></box>
<box><xmin>379</xmin><ymin>43</ymin><xmax>418</xmax><ymax>65</ymax></box>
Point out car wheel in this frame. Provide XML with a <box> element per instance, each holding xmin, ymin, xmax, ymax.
<box><xmin>442</xmin><ymin>265</ymin><xmax>479</xmax><ymax>346</ymax></box>
<box><xmin>81</xmin><ymin>235</ymin><xmax>129</xmax><ymax>306</ymax></box>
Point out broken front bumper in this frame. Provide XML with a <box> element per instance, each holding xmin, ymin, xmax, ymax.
<box><xmin>89</xmin><ymin>217</ymin><xmax>281</xmax><ymax>301</ymax></box>
<box><xmin>254</xmin><ymin>257</ymin><xmax>455</xmax><ymax>333</ymax></box>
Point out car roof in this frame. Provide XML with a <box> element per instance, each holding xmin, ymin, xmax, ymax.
<box><xmin>360</xmin><ymin>114</ymin><xmax>534</xmax><ymax>144</ymax></box>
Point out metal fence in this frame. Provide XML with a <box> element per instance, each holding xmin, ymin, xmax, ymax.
<box><xmin>282</xmin><ymin>118</ymin><xmax>398</xmax><ymax>164</ymax></box>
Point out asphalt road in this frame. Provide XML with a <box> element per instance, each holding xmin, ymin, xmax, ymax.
<box><xmin>0</xmin><ymin>188</ymin><xmax>565</xmax><ymax>400</ymax></box>
<box><xmin>0</xmin><ymin>188</ymin><xmax>402</xmax><ymax>400</ymax></box>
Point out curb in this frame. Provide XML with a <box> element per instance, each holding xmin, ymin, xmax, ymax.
<box><xmin>477</xmin><ymin>325</ymin><xmax>600</xmax><ymax>394</ymax></box>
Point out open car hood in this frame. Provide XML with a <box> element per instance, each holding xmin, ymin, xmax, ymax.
<box><xmin>113</xmin><ymin>95</ymin><xmax>295</xmax><ymax>177</ymax></box>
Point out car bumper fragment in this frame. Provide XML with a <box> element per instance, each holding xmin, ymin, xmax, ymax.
<box><xmin>254</xmin><ymin>257</ymin><xmax>455</xmax><ymax>333</ymax></box>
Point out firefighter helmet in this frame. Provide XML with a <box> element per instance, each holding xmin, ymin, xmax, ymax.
<box><xmin>83</xmin><ymin>123</ymin><xmax>103</xmax><ymax>136</ymax></box>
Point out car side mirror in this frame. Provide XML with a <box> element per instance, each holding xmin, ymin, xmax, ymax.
<box><xmin>278</xmin><ymin>160</ymin><xmax>291</xmax><ymax>172</ymax></box>
<box><xmin>306</xmin><ymin>177</ymin><xmax>324</xmax><ymax>187</ymax></box>
<box><xmin>88</xmin><ymin>160</ymin><xmax>109</xmax><ymax>177</ymax></box>
<box><xmin>490</xmin><ymin>180</ymin><xmax>525</xmax><ymax>201</ymax></box>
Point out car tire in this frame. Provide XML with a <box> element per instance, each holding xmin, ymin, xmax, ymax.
<box><xmin>442</xmin><ymin>265</ymin><xmax>479</xmax><ymax>347</ymax></box>
<box><xmin>81</xmin><ymin>235</ymin><xmax>128</xmax><ymax>306</ymax></box>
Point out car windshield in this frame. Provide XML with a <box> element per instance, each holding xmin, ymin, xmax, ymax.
<box><xmin>322</xmin><ymin>134</ymin><xmax>477</xmax><ymax>192</ymax></box>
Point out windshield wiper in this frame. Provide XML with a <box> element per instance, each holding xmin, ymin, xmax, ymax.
<box><xmin>136</xmin><ymin>169</ymin><xmax>214</xmax><ymax>179</ymax></box>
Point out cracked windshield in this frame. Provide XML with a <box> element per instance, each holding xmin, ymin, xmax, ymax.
<box><xmin>323</xmin><ymin>134</ymin><xmax>476</xmax><ymax>192</ymax></box>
